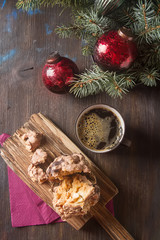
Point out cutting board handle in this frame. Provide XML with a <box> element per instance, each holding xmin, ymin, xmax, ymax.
<box><xmin>90</xmin><ymin>203</ymin><xmax>135</xmax><ymax>240</ymax></box>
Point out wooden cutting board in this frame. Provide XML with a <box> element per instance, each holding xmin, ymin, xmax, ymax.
<box><xmin>0</xmin><ymin>113</ymin><xmax>134</xmax><ymax>240</ymax></box>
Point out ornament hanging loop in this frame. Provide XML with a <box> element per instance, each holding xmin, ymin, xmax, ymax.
<box><xmin>47</xmin><ymin>51</ymin><xmax>62</xmax><ymax>64</ymax></box>
<box><xmin>118</xmin><ymin>27</ymin><xmax>133</xmax><ymax>41</ymax></box>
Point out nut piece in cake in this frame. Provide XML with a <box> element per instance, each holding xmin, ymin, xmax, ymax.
<box><xmin>31</xmin><ymin>148</ymin><xmax>47</xmax><ymax>166</ymax></box>
<box><xmin>21</xmin><ymin>130</ymin><xmax>42</xmax><ymax>152</ymax></box>
<box><xmin>46</xmin><ymin>153</ymin><xmax>91</xmax><ymax>180</ymax></box>
<box><xmin>28</xmin><ymin>164</ymin><xmax>47</xmax><ymax>184</ymax></box>
<box><xmin>52</xmin><ymin>174</ymin><xmax>100</xmax><ymax>220</ymax></box>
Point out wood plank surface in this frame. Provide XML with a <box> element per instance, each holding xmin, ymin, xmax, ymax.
<box><xmin>1</xmin><ymin>1</ymin><xmax>160</xmax><ymax>240</ymax></box>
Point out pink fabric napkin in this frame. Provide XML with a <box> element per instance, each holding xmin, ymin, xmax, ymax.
<box><xmin>0</xmin><ymin>133</ymin><xmax>114</xmax><ymax>228</ymax></box>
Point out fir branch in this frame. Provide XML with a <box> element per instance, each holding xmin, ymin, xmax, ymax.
<box><xmin>132</xmin><ymin>0</ymin><xmax>160</xmax><ymax>43</ymax></box>
<box><xmin>139</xmin><ymin>68</ymin><xmax>160</xmax><ymax>86</ymax></box>
<box><xmin>147</xmin><ymin>43</ymin><xmax>160</xmax><ymax>67</ymax></box>
<box><xmin>55</xmin><ymin>7</ymin><xmax>116</xmax><ymax>55</ymax></box>
<box><xmin>81</xmin><ymin>39</ymin><xmax>96</xmax><ymax>55</ymax></box>
<box><xmin>81</xmin><ymin>34</ymin><xmax>98</xmax><ymax>55</ymax></box>
<box><xmin>55</xmin><ymin>24</ymin><xmax>84</xmax><ymax>39</ymax></box>
<box><xmin>142</xmin><ymin>3</ymin><xmax>149</xmax><ymax>29</ymax></box>
<box><xmin>134</xmin><ymin>0</ymin><xmax>155</xmax><ymax>28</ymax></box>
<box><xmin>104</xmin><ymin>73</ymin><xmax>136</xmax><ymax>98</ymax></box>
<box><xmin>16</xmin><ymin>0</ymin><xmax>42</xmax><ymax>10</ymax></box>
<box><xmin>111</xmin><ymin>1</ymin><xmax>136</xmax><ymax>27</ymax></box>
<box><xmin>70</xmin><ymin>65</ymin><xmax>109</xmax><ymax>97</ymax></box>
<box><xmin>138</xmin><ymin>42</ymin><xmax>160</xmax><ymax>67</ymax></box>
<box><xmin>141</xmin><ymin>24</ymin><xmax>160</xmax><ymax>43</ymax></box>
<box><xmin>152</xmin><ymin>0</ymin><xmax>160</xmax><ymax>15</ymax></box>
<box><xmin>123</xmin><ymin>8</ymin><xmax>136</xmax><ymax>24</ymax></box>
<box><xmin>16</xmin><ymin>0</ymin><xmax>94</xmax><ymax>10</ymax></box>
<box><xmin>70</xmin><ymin>65</ymin><xmax>136</xmax><ymax>98</ymax></box>
<box><xmin>156</xmin><ymin>4</ymin><xmax>160</xmax><ymax>15</ymax></box>
<box><xmin>55</xmin><ymin>23</ymin><xmax>97</xmax><ymax>55</ymax></box>
<box><xmin>73</xmin><ymin>8</ymin><xmax>115</xmax><ymax>36</ymax></box>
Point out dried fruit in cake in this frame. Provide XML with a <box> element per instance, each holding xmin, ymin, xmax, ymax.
<box><xmin>21</xmin><ymin>130</ymin><xmax>42</xmax><ymax>152</ymax></box>
<box><xmin>28</xmin><ymin>164</ymin><xmax>47</xmax><ymax>184</ymax></box>
<box><xmin>46</xmin><ymin>153</ymin><xmax>91</xmax><ymax>180</ymax></box>
<box><xmin>31</xmin><ymin>148</ymin><xmax>47</xmax><ymax>166</ymax></box>
<box><xmin>52</xmin><ymin>174</ymin><xmax>100</xmax><ymax>220</ymax></box>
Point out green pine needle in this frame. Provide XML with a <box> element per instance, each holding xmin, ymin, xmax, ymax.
<box><xmin>55</xmin><ymin>25</ymin><xmax>84</xmax><ymax>39</ymax></box>
<box><xmin>16</xmin><ymin>0</ymin><xmax>94</xmax><ymax>10</ymax></box>
<box><xmin>73</xmin><ymin>8</ymin><xmax>115</xmax><ymax>36</ymax></box>
<box><xmin>70</xmin><ymin>65</ymin><xmax>136</xmax><ymax>98</ymax></box>
<box><xmin>139</xmin><ymin>68</ymin><xmax>160</xmax><ymax>86</ymax></box>
<box><xmin>55</xmin><ymin>7</ymin><xmax>116</xmax><ymax>55</ymax></box>
<box><xmin>130</xmin><ymin>0</ymin><xmax>160</xmax><ymax>43</ymax></box>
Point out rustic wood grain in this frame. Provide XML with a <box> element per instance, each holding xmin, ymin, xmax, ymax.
<box><xmin>0</xmin><ymin>113</ymin><xmax>118</xmax><ymax>231</ymax></box>
<box><xmin>1</xmin><ymin>0</ymin><xmax>160</xmax><ymax>240</ymax></box>
<box><xmin>90</xmin><ymin>204</ymin><xmax>134</xmax><ymax>240</ymax></box>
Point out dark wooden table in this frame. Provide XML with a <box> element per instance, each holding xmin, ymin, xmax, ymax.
<box><xmin>1</xmin><ymin>1</ymin><xmax>160</xmax><ymax>240</ymax></box>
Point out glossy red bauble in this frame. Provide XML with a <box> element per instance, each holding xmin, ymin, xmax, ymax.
<box><xmin>93</xmin><ymin>28</ymin><xmax>138</xmax><ymax>72</ymax></box>
<box><xmin>42</xmin><ymin>52</ymin><xmax>79</xmax><ymax>93</ymax></box>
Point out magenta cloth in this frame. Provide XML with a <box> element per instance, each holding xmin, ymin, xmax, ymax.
<box><xmin>0</xmin><ymin>133</ymin><xmax>114</xmax><ymax>227</ymax></box>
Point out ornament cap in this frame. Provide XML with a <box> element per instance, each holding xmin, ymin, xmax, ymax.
<box><xmin>47</xmin><ymin>51</ymin><xmax>62</xmax><ymax>64</ymax></box>
<box><xmin>118</xmin><ymin>27</ymin><xmax>133</xmax><ymax>41</ymax></box>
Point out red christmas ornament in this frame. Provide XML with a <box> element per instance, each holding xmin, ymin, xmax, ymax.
<box><xmin>42</xmin><ymin>52</ymin><xmax>79</xmax><ymax>93</ymax></box>
<box><xmin>93</xmin><ymin>27</ymin><xmax>138</xmax><ymax>72</ymax></box>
